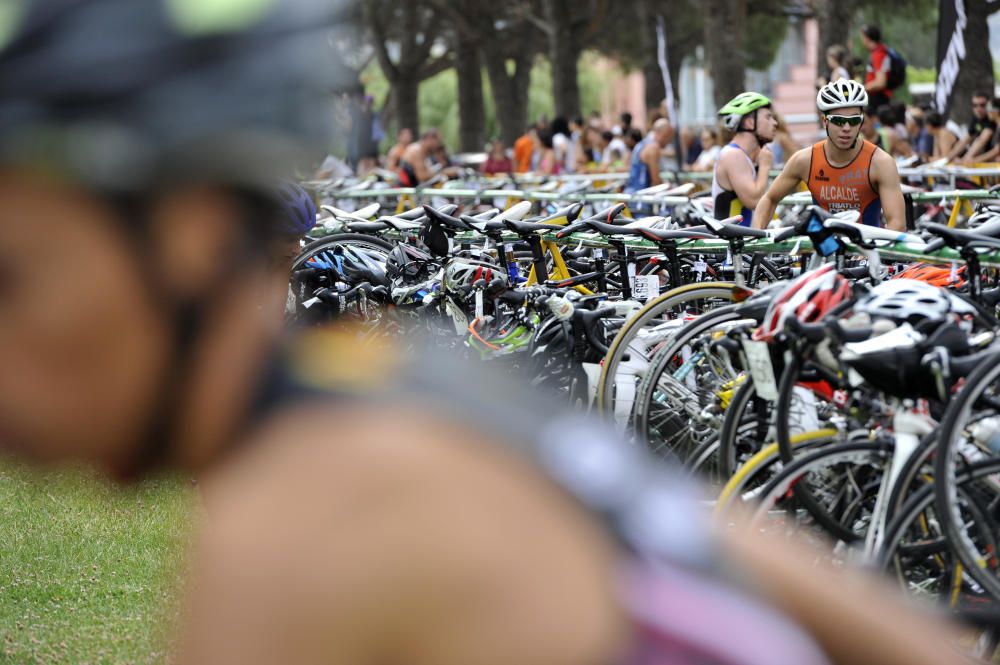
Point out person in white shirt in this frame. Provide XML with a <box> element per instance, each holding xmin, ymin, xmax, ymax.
<box><xmin>690</xmin><ymin>127</ymin><xmax>722</xmax><ymax>171</ymax></box>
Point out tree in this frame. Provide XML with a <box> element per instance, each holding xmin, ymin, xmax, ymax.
<box><xmin>481</xmin><ymin>9</ymin><xmax>541</xmax><ymax>146</ymax></box>
<box><xmin>424</xmin><ymin>0</ymin><xmax>542</xmax><ymax>149</ymax></box>
<box><xmin>364</xmin><ymin>0</ymin><xmax>453</xmax><ymax>135</ymax></box>
<box><xmin>635</xmin><ymin>0</ymin><xmax>703</xmax><ymax>114</ymax></box>
<box><xmin>517</xmin><ymin>0</ymin><xmax>610</xmax><ymax>119</ymax></box>
<box><xmin>944</xmin><ymin>0</ymin><xmax>995</xmax><ymax>126</ymax></box>
<box><xmin>702</xmin><ymin>0</ymin><xmax>747</xmax><ymax>106</ymax></box>
<box><xmin>809</xmin><ymin>0</ymin><xmax>857</xmax><ymax>80</ymax></box>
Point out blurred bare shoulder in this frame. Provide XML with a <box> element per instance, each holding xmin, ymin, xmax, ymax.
<box><xmin>184</xmin><ymin>403</ymin><xmax>628</xmax><ymax>665</ymax></box>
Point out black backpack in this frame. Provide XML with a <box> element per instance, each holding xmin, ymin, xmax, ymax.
<box><xmin>886</xmin><ymin>47</ymin><xmax>907</xmax><ymax>90</ymax></box>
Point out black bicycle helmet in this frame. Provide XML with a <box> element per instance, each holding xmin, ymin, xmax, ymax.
<box><xmin>387</xmin><ymin>244</ymin><xmax>436</xmax><ymax>282</ymax></box>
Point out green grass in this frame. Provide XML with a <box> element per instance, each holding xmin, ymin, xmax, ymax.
<box><xmin>0</xmin><ymin>462</ymin><xmax>193</xmax><ymax>664</ymax></box>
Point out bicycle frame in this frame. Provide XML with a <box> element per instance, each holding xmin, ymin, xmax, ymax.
<box><xmin>524</xmin><ymin>237</ymin><xmax>595</xmax><ymax>295</ymax></box>
<box><xmin>864</xmin><ymin>401</ymin><xmax>937</xmax><ymax>556</ymax></box>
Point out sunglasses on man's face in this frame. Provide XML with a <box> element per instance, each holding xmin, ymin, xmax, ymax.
<box><xmin>826</xmin><ymin>114</ymin><xmax>863</xmax><ymax>127</ymax></box>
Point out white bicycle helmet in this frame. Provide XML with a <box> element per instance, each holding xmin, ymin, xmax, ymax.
<box><xmin>816</xmin><ymin>79</ymin><xmax>868</xmax><ymax>113</ymax></box>
<box><xmin>853</xmin><ymin>279</ymin><xmax>976</xmax><ymax>325</ymax></box>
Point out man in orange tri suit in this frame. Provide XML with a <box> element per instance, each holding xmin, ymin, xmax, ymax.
<box><xmin>752</xmin><ymin>79</ymin><xmax>906</xmax><ymax>232</ymax></box>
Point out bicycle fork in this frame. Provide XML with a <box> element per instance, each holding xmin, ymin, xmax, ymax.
<box><xmin>864</xmin><ymin>403</ymin><xmax>936</xmax><ymax>557</ymax></box>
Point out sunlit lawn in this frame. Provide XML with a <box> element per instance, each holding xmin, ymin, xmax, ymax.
<box><xmin>0</xmin><ymin>462</ymin><xmax>193</xmax><ymax>664</ymax></box>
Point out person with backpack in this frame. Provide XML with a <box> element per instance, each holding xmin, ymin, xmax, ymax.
<box><xmin>861</xmin><ymin>25</ymin><xmax>906</xmax><ymax>111</ymax></box>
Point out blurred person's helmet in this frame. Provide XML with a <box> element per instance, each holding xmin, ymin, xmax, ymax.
<box><xmin>0</xmin><ymin>0</ymin><xmax>356</xmax><ymax>476</ymax></box>
<box><xmin>0</xmin><ymin>0</ymin><xmax>354</xmax><ymax>196</ymax></box>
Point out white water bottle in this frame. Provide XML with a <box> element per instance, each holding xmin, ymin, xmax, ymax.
<box><xmin>547</xmin><ymin>294</ymin><xmax>574</xmax><ymax>321</ymax></box>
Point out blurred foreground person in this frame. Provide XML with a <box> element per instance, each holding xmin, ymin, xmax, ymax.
<box><xmin>0</xmin><ymin>2</ymin><xmax>980</xmax><ymax>665</ymax></box>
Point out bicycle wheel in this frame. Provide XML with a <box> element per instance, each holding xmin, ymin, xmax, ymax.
<box><xmin>633</xmin><ymin>304</ymin><xmax>744</xmax><ymax>461</ymax></box>
<box><xmin>717</xmin><ymin>378</ymin><xmax>774</xmax><ymax>479</ymax></box>
<box><xmin>750</xmin><ymin>440</ymin><xmax>893</xmax><ymax>546</ymax></box>
<box><xmin>772</xmin><ymin>350</ymin><xmax>869</xmax><ymax>543</ymax></box>
<box><xmin>934</xmin><ymin>355</ymin><xmax>1000</xmax><ymax>600</ymax></box>
<box><xmin>879</xmin><ymin>458</ymin><xmax>1000</xmax><ymax>609</ymax></box>
<box><xmin>596</xmin><ymin>282</ymin><xmax>737</xmax><ymax>423</ymax></box>
<box><xmin>715</xmin><ymin>429</ymin><xmax>840</xmax><ymax>514</ymax></box>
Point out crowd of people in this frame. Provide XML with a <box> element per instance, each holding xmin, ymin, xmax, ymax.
<box><xmin>816</xmin><ymin>24</ymin><xmax>997</xmax><ymax>165</ymax></box>
<box><xmin>361</xmin><ymin>23</ymin><xmax>999</xmax><ymax>192</ymax></box>
<box><xmin>374</xmin><ymin>109</ymin><xmax>802</xmax><ymax>185</ymax></box>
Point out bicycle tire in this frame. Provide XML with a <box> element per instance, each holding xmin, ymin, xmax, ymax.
<box><xmin>596</xmin><ymin>282</ymin><xmax>737</xmax><ymax>418</ymax></box>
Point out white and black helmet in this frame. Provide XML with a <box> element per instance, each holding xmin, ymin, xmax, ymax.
<box><xmin>817</xmin><ymin>79</ymin><xmax>868</xmax><ymax>113</ymax></box>
<box><xmin>854</xmin><ymin>279</ymin><xmax>976</xmax><ymax>326</ymax></box>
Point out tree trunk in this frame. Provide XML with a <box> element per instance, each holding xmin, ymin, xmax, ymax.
<box><xmin>636</xmin><ymin>0</ymin><xmax>665</xmax><ymax>112</ymax></box>
<box><xmin>455</xmin><ymin>35</ymin><xmax>485</xmax><ymax>151</ymax></box>
<box><xmin>948</xmin><ymin>0</ymin><xmax>994</xmax><ymax>127</ymax></box>
<box><xmin>484</xmin><ymin>45</ymin><xmax>532</xmax><ymax>147</ymax></box>
<box><xmin>544</xmin><ymin>0</ymin><xmax>581</xmax><ymax>119</ymax></box>
<box><xmin>812</xmin><ymin>0</ymin><xmax>855</xmax><ymax>81</ymax></box>
<box><xmin>394</xmin><ymin>75</ymin><xmax>420</xmax><ymax>136</ymax></box>
<box><xmin>702</xmin><ymin>0</ymin><xmax>746</xmax><ymax>107</ymax></box>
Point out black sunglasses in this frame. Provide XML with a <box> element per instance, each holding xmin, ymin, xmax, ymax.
<box><xmin>826</xmin><ymin>114</ymin><xmax>863</xmax><ymax>127</ymax></box>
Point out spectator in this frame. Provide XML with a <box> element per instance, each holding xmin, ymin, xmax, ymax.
<box><xmin>535</xmin><ymin>127</ymin><xmax>560</xmax><ymax>175</ymax></box>
<box><xmin>690</xmin><ymin>127</ymin><xmax>721</xmax><ymax>171</ymax></box>
<box><xmin>965</xmin><ymin>97</ymin><xmax>1000</xmax><ymax>163</ymax></box>
<box><xmin>817</xmin><ymin>44</ymin><xmax>852</xmax><ymax>88</ymax></box>
<box><xmin>574</xmin><ymin>123</ymin><xmax>602</xmax><ymax>171</ymax></box>
<box><xmin>878</xmin><ymin>105</ymin><xmax>910</xmax><ymax>157</ymax></box>
<box><xmin>602</xmin><ymin>129</ymin><xmax>627</xmax><ymax>169</ymax></box>
<box><xmin>680</xmin><ymin>126</ymin><xmax>703</xmax><ymax>168</ymax></box>
<box><xmin>551</xmin><ymin>117</ymin><xmax>574</xmax><ymax>174</ymax></box>
<box><xmin>398</xmin><ymin>128</ymin><xmax>458</xmax><ymax>186</ymax></box>
<box><xmin>861</xmin><ymin>25</ymin><xmax>894</xmax><ymax>110</ymax></box>
<box><xmin>571</xmin><ymin>116</ymin><xmax>587</xmax><ymax>162</ymax></box>
<box><xmin>481</xmin><ymin>138</ymin><xmax>513</xmax><ymax>175</ymax></box>
<box><xmin>646</xmin><ymin>107</ymin><xmax>666</xmax><ymax>133</ymax></box>
<box><xmin>926</xmin><ymin>111</ymin><xmax>963</xmax><ymax>159</ymax></box>
<box><xmin>588</xmin><ymin>110</ymin><xmax>603</xmax><ymax>128</ymax></box>
<box><xmin>625</xmin><ymin>118</ymin><xmax>673</xmax><ymax>197</ymax></box>
<box><xmin>623</xmin><ymin>127</ymin><xmax>644</xmax><ymax>168</ymax></box>
<box><xmin>770</xmin><ymin>112</ymin><xmax>802</xmax><ymax>167</ymax></box>
<box><xmin>948</xmin><ymin>91</ymin><xmax>996</xmax><ymax>163</ymax></box>
<box><xmin>432</xmin><ymin>143</ymin><xmax>453</xmax><ymax>169</ymax></box>
<box><xmin>618</xmin><ymin>111</ymin><xmax>633</xmax><ymax>136</ymax></box>
<box><xmin>513</xmin><ymin>126</ymin><xmax>536</xmax><ymax>173</ymax></box>
<box><xmin>905</xmin><ymin>107</ymin><xmax>933</xmax><ymax>161</ymax></box>
<box><xmin>582</xmin><ymin>126</ymin><xmax>608</xmax><ymax>170</ymax></box>
<box><xmin>860</xmin><ymin>106</ymin><xmax>887</xmax><ymax>152</ymax></box>
<box><xmin>386</xmin><ymin>127</ymin><xmax>413</xmax><ymax>171</ymax></box>
<box><xmin>828</xmin><ymin>44</ymin><xmax>852</xmax><ymax>82</ymax></box>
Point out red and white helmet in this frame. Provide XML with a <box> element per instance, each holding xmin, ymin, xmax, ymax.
<box><xmin>754</xmin><ymin>264</ymin><xmax>852</xmax><ymax>342</ymax></box>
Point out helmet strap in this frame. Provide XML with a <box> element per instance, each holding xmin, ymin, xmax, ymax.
<box><xmin>111</xmin><ymin>202</ymin><xmax>269</xmax><ymax>479</ymax></box>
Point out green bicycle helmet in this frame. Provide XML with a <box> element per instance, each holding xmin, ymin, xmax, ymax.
<box><xmin>718</xmin><ymin>92</ymin><xmax>772</xmax><ymax>133</ymax></box>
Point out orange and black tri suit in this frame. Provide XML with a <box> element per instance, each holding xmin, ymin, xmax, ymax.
<box><xmin>806</xmin><ymin>139</ymin><xmax>882</xmax><ymax>227</ymax></box>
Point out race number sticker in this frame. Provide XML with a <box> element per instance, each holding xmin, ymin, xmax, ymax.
<box><xmin>444</xmin><ymin>299</ymin><xmax>468</xmax><ymax>335</ymax></box>
<box><xmin>632</xmin><ymin>274</ymin><xmax>660</xmax><ymax>301</ymax></box>
<box><xmin>742</xmin><ymin>340</ymin><xmax>778</xmax><ymax>400</ymax></box>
